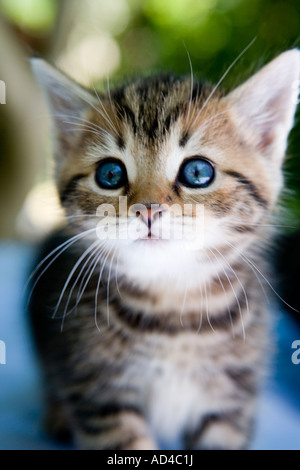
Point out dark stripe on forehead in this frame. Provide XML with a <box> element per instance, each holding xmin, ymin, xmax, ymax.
<box><xmin>119</xmin><ymin>104</ymin><xmax>137</xmax><ymax>134</ymax></box>
<box><xmin>112</xmin><ymin>85</ymin><xmax>137</xmax><ymax>134</ymax></box>
<box><xmin>224</xmin><ymin>170</ymin><xmax>268</xmax><ymax>208</ymax></box>
<box><xmin>60</xmin><ymin>173</ymin><xmax>86</xmax><ymax>203</ymax></box>
<box><xmin>136</xmin><ymin>74</ymin><xmax>182</xmax><ymax>99</ymax></box>
<box><xmin>179</xmin><ymin>131</ymin><xmax>190</xmax><ymax>147</ymax></box>
<box><xmin>112</xmin><ymin>75</ymin><xmax>206</xmax><ymax>141</ymax></box>
<box><xmin>144</xmin><ymin>109</ymin><xmax>159</xmax><ymax>141</ymax></box>
<box><xmin>163</xmin><ymin>105</ymin><xmax>184</xmax><ymax>135</ymax></box>
<box><xmin>116</xmin><ymin>134</ymin><xmax>125</xmax><ymax>150</ymax></box>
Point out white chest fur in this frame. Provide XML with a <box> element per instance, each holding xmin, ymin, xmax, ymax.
<box><xmin>120</xmin><ymin>330</ymin><xmax>244</xmax><ymax>448</ymax></box>
<box><xmin>127</xmin><ymin>334</ymin><xmax>215</xmax><ymax>447</ymax></box>
<box><xmin>147</xmin><ymin>358</ymin><xmax>205</xmax><ymax>446</ymax></box>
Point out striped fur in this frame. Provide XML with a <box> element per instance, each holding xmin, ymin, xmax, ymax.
<box><xmin>29</xmin><ymin>50</ymin><xmax>300</xmax><ymax>449</ymax></box>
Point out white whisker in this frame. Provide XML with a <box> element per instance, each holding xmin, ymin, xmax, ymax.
<box><xmin>106</xmin><ymin>243</ymin><xmax>118</xmax><ymax>328</ymax></box>
<box><xmin>67</xmin><ymin>85</ymin><xmax>119</xmax><ymax>138</ymax></box>
<box><xmin>52</xmin><ymin>239</ymin><xmax>101</xmax><ymax>319</ymax></box>
<box><xmin>179</xmin><ymin>281</ymin><xmax>188</xmax><ymax>329</ymax></box>
<box><xmin>60</xmin><ymin>242</ymin><xmax>103</xmax><ymax>326</ymax></box>
<box><xmin>94</xmin><ymin>243</ymin><xmax>116</xmax><ymax>332</ymax></box>
<box><xmin>183</xmin><ymin>43</ymin><xmax>194</xmax><ymax>125</ymax></box>
<box><xmin>224</xmin><ymin>239</ymin><xmax>299</xmax><ymax>313</ymax></box>
<box><xmin>204</xmin><ymin>249</ymin><xmax>235</xmax><ymax>337</ymax></box>
<box><xmin>65</xmin><ymin>214</ymin><xmax>97</xmax><ymax>221</ymax></box>
<box><xmin>194</xmin><ymin>262</ymin><xmax>204</xmax><ymax>333</ymax></box>
<box><xmin>114</xmin><ymin>249</ymin><xmax>123</xmax><ymax>300</ymax></box>
<box><xmin>209</xmin><ymin>246</ymin><xmax>247</xmax><ymax>342</ymax></box>
<box><xmin>53</xmin><ymin>113</ymin><xmax>109</xmax><ymax>134</ymax></box>
<box><xmin>202</xmin><ymin>265</ymin><xmax>213</xmax><ymax>333</ymax></box>
<box><xmin>73</xmin><ymin>244</ymin><xmax>108</xmax><ymax>313</ymax></box>
<box><xmin>25</xmin><ymin>228</ymin><xmax>96</xmax><ymax>304</ymax></box>
<box><xmin>106</xmin><ymin>73</ymin><xmax>119</xmax><ymax>127</ymax></box>
<box><xmin>92</xmin><ymin>85</ymin><xmax>119</xmax><ymax>136</ymax></box>
<box><xmin>191</xmin><ymin>37</ymin><xmax>256</xmax><ymax>127</ymax></box>
<box><xmin>193</xmin><ymin>110</ymin><xmax>229</xmax><ymax>131</ymax></box>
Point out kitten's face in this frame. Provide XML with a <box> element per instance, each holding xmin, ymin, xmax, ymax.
<box><xmin>32</xmin><ymin>51</ymin><xmax>299</xmax><ymax>288</ymax></box>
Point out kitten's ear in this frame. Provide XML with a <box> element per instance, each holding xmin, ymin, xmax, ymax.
<box><xmin>225</xmin><ymin>49</ymin><xmax>300</xmax><ymax>162</ymax></box>
<box><xmin>31</xmin><ymin>58</ymin><xmax>96</xmax><ymax>151</ymax></box>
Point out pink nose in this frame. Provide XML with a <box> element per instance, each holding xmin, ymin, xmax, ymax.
<box><xmin>137</xmin><ymin>205</ymin><xmax>164</xmax><ymax>227</ymax></box>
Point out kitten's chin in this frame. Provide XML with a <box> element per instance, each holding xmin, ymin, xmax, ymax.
<box><xmin>134</xmin><ymin>237</ymin><xmax>170</xmax><ymax>245</ymax></box>
<box><xmin>114</xmin><ymin>239</ymin><xmax>207</xmax><ymax>290</ymax></box>
<box><xmin>134</xmin><ymin>236</ymin><xmax>207</xmax><ymax>255</ymax></box>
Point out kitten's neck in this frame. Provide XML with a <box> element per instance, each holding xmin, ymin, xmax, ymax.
<box><xmin>106</xmin><ymin>259</ymin><xmax>256</xmax><ymax>317</ymax></box>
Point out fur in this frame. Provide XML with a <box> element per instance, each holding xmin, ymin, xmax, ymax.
<box><xmin>28</xmin><ymin>50</ymin><xmax>300</xmax><ymax>449</ymax></box>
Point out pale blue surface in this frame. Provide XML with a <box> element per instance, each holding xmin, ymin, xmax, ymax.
<box><xmin>0</xmin><ymin>242</ymin><xmax>299</xmax><ymax>450</ymax></box>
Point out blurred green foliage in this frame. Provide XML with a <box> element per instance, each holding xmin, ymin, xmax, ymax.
<box><xmin>1</xmin><ymin>0</ymin><xmax>299</xmax><ymax>83</ymax></box>
<box><xmin>1</xmin><ymin>0</ymin><xmax>300</xmax><ymax>225</ymax></box>
<box><xmin>0</xmin><ymin>0</ymin><xmax>58</xmax><ymax>32</ymax></box>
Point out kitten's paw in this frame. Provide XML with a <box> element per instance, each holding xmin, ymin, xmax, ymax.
<box><xmin>198</xmin><ymin>421</ymin><xmax>249</xmax><ymax>450</ymax></box>
<box><xmin>122</xmin><ymin>437</ymin><xmax>158</xmax><ymax>450</ymax></box>
<box><xmin>44</xmin><ymin>399</ymin><xmax>73</xmax><ymax>444</ymax></box>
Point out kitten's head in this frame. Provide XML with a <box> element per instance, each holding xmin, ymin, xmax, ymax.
<box><xmin>31</xmin><ymin>50</ymin><xmax>299</xmax><ymax>289</ymax></box>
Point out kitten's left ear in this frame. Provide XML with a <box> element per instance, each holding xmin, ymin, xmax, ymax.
<box><xmin>225</xmin><ymin>49</ymin><xmax>300</xmax><ymax>163</ymax></box>
<box><xmin>31</xmin><ymin>58</ymin><xmax>96</xmax><ymax>152</ymax></box>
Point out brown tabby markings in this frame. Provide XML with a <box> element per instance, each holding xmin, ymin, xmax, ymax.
<box><xmin>29</xmin><ymin>50</ymin><xmax>299</xmax><ymax>450</ymax></box>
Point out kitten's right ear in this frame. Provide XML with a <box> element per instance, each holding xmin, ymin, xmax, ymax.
<box><xmin>225</xmin><ymin>49</ymin><xmax>300</xmax><ymax>164</ymax></box>
<box><xmin>31</xmin><ymin>58</ymin><xmax>95</xmax><ymax>151</ymax></box>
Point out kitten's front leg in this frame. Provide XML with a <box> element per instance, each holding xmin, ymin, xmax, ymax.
<box><xmin>185</xmin><ymin>406</ymin><xmax>254</xmax><ymax>450</ymax></box>
<box><xmin>71</xmin><ymin>401</ymin><xmax>158</xmax><ymax>450</ymax></box>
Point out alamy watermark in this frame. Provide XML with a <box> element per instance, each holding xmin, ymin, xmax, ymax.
<box><xmin>0</xmin><ymin>80</ymin><xmax>6</xmax><ymax>104</ymax></box>
<box><xmin>0</xmin><ymin>340</ymin><xmax>6</xmax><ymax>365</ymax></box>
<box><xmin>95</xmin><ymin>197</ymin><xmax>205</xmax><ymax>249</ymax></box>
<box><xmin>291</xmin><ymin>340</ymin><xmax>300</xmax><ymax>365</ymax></box>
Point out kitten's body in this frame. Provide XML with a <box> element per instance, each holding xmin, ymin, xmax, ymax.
<box><xmin>29</xmin><ymin>51</ymin><xmax>299</xmax><ymax>450</ymax></box>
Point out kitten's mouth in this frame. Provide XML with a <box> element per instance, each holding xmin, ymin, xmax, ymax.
<box><xmin>136</xmin><ymin>231</ymin><xmax>169</xmax><ymax>243</ymax></box>
<box><xmin>137</xmin><ymin>235</ymin><xmax>167</xmax><ymax>242</ymax></box>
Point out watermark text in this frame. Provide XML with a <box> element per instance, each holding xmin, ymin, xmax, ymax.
<box><xmin>291</xmin><ymin>340</ymin><xmax>300</xmax><ymax>365</ymax></box>
<box><xmin>95</xmin><ymin>197</ymin><xmax>205</xmax><ymax>249</ymax></box>
<box><xmin>0</xmin><ymin>80</ymin><xmax>6</xmax><ymax>104</ymax></box>
<box><xmin>0</xmin><ymin>340</ymin><xmax>6</xmax><ymax>365</ymax></box>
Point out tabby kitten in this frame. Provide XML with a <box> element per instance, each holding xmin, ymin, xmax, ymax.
<box><xmin>29</xmin><ymin>50</ymin><xmax>299</xmax><ymax>450</ymax></box>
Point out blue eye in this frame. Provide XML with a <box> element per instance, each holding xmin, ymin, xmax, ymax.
<box><xmin>178</xmin><ymin>158</ymin><xmax>215</xmax><ymax>188</ymax></box>
<box><xmin>95</xmin><ymin>159</ymin><xmax>127</xmax><ymax>190</ymax></box>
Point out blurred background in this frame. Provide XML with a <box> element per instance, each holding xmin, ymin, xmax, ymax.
<box><xmin>0</xmin><ymin>0</ymin><xmax>300</xmax><ymax>240</ymax></box>
<box><xmin>0</xmin><ymin>0</ymin><xmax>300</xmax><ymax>450</ymax></box>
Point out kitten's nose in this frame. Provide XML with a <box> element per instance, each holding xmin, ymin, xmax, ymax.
<box><xmin>136</xmin><ymin>204</ymin><xmax>164</xmax><ymax>227</ymax></box>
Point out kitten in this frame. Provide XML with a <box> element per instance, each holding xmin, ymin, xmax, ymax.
<box><xmin>28</xmin><ymin>50</ymin><xmax>299</xmax><ymax>450</ymax></box>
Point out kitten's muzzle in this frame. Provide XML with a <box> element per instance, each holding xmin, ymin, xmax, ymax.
<box><xmin>136</xmin><ymin>204</ymin><xmax>165</xmax><ymax>237</ymax></box>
